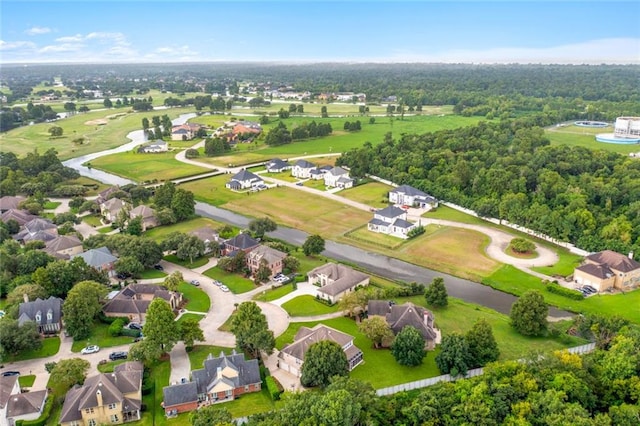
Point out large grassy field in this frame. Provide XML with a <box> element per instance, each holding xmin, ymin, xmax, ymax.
<box><xmin>144</xmin><ymin>217</ymin><xmax>227</xmax><ymax>242</ymax></box>
<box><xmin>178</xmin><ymin>174</ymin><xmax>249</xmax><ymax>206</ymax></box>
<box><xmin>88</xmin><ymin>151</ymin><xmax>210</xmax><ymax>182</ymax></box>
<box><xmin>202</xmin><ymin>266</ymin><xmax>257</xmax><ymax>294</ymax></box>
<box><xmin>0</xmin><ymin>109</ymin><xmax>182</xmax><ymax>160</ymax></box>
<box><xmin>338</xmin><ymin>181</ymin><xmax>392</xmax><ymax>208</ymax></box>
<box><xmin>281</xmin><ymin>295</ymin><xmax>340</xmax><ymax>316</ymax></box>
<box><xmin>546</xmin><ymin>124</ymin><xmax>640</xmax><ymax>154</ymax></box>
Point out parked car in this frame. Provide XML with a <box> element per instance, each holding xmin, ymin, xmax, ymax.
<box><xmin>1</xmin><ymin>371</ymin><xmax>20</xmax><ymax>377</ymax></box>
<box><xmin>81</xmin><ymin>345</ymin><xmax>100</xmax><ymax>355</ymax></box>
<box><xmin>133</xmin><ymin>337</ymin><xmax>143</xmax><ymax>343</ymax></box>
<box><xmin>128</xmin><ymin>322</ymin><xmax>142</xmax><ymax>330</ymax></box>
<box><xmin>190</xmin><ymin>279</ymin><xmax>200</xmax><ymax>286</ymax></box>
<box><xmin>583</xmin><ymin>285</ymin><xmax>597</xmax><ymax>293</ymax></box>
<box><xmin>0</xmin><ymin>310</ymin><xmax>5</xmax><ymax>318</ymax></box>
<box><xmin>109</xmin><ymin>351</ymin><xmax>128</xmax><ymax>361</ymax></box>
<box><xmin>220</xmin><ymin>285</ymin><xmax>229</xmax><ymax>292</ymax></box>
<box><xmin>154</xmin><ymin>264</ymin><xmax>164</xmax><ymax>271</ymax></box>
<box><xmin>213</xmin><ymin>280</ymin><xmax>221</xmax><ymax>286</ymax></box>
<box><xmin>295</xmin><ymin>182</ymin><xmax>303</xmax><ymax>186</ymax></box>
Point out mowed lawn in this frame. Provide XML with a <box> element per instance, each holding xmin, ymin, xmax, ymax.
<box><xmin>202</xmin><ymin>267</ymin><xmax>256</xmax><ymax>294</ymax></box>
<box><xmin>222</xmin><ymin>186</ymin><xmax>371</xmax><ymax>239</ymax></box>
<box><xmin>281</xmin><ymin>295</ymin><xmax>340</xmax><ymax>316</ymax></box>
<box><xmin>89</xmin><ymin>151</ymin><xmax>210</xmax><ymax>182</ymax></box>
<box><xmin>144</xmin><ymin>217</ymin><xmax>228</xmax><ymax>242</ymax></box>
<box><xmin>546</xmin><ymin>124</ymin><xmax>640</xmax><ymax>155</ymax></box>
<box><xmin>339</xmin><ymin>182</ymin><xmax>392</xmax><ymax>208</ymax></box>
<box><xmin>0</xmin><ymin>109</ymin><xmax>182</xmax><ymax>160</ymax></box>
<box><xmin>179</xmin><ymin>174</ymin><xmax>248</xmax><ymax>206</ymax></box>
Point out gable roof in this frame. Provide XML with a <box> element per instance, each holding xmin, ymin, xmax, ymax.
<box><xmin>7</xmin><ymin>390</ymin><xmax>47</xmax><ymax>418</ymax></box>
<box><xmin>575</xmin><ymin>263</ymin><xmax>614</xmax><ymax>279</ymax></box>
<box><xmin>391</xmin><ymin>185</ymin><xmax>428</xmax><ymax>197</ymax></box>
<box><xmin>280</xmin><ymin>324</ymin><xmax>354</xmax><ymax>361</ymax></box>
<box><xmin>309</xmin><ymin>263</ymin><xmax>369</xmax><ymax>297</ymax></box>
<box><xmin>225</xmin><ymin>233</ymin><xmax>259</xmax><ymax>251</ymax></box>
<box><xmin>0</xmin><ymin>195</ymin><xmax>26</xmax><ymax>211</ymax></box>
<box><xmin>585</xmin><ymin>250</ymin><xmax>640</xmax><ymax>273</ymax></box>
<box><xmin>229</xmin><ymin>169</ymin><xmax>262</xmax><ymax>183</ymax></box>
<box><xmin>162</xmin><ymin>382</ymin><xmax>198</xmax><ymax>407</ymax></box>
<box><xmin>327</xmin><ymin>166</ymin><xmax>348</xmax><ymax>176</ymax></box>
<box><xmin>368</xmin><ymin>301</ymin><xmax>436</xmax><ymax>340</ymax></box>
<box><xmin>0</xmin><ymin>375</ymin><xmax>19</xmax><ymax>409</ymax></box>
<box><xmin>18</xmin><ymin>296</ymin><xmax>63</xmax><ymax>327</ymax></box>
<box><xmin>130</xmin><ymin>205</ymin><xmax>156</xmax><ymax>219</ymax></box>
<box><xmin>102</xmin><ymin>284</ymin><xmax>176</xmax><ymax>315</ymax></box>
<box><xmin>293</xmin><ymin>159</ymin><xmax>315</xmax><ymax>169</ymax></box>
<box><xmin>71</xmin><ymin>246</ymin><xmax>117</xmax><ymax>268</ymax></box>
<box><xmin>248</xmin><ymin>245</ymin><xmax>287</xmax><ymax>265</ymax></box>
<box><xmin>0</xmin><ymin>209</ymin><xmax>37</xmax><ymax>226</ymax></box>
<box><xmin>102</xmin><ymin>197</ymin><xmax>129</xmax><ymax>213</ymax></box>
<box><xmin>375</xmin><ymin>205</ymin><xmax>406</xmax><ymax>219</ymax></box>
<box><xmin>392</xmin><ymin>218</ymin><xmax>415</xmax><ymax>229</ymax></box>
<box><xmin>191</xmin><ymin>351</ymin><xmax>261</xmax><ymax>395</ymax></box>
<box><xmin>266</xmin><ymin>158</ymin><xmax>290</xmax><ymax>170</ymax></box>
<box><xmin>45</xmin><ymin>235</ymin><xmax>82</xmax><ymax>252</ymax></box>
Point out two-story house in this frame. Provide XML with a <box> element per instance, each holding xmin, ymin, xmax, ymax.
<box><xmin>100</xmin><ymin>198</ymin><xmax>130</xmax><ymax>223</ymax></box>
<box><xmin>102</xmin><ymin>284</ymin><xmax>182</xmax><ymax>323</ymax></box>
<box><xmin>278</xmin><ymin>324</ymin><xmax>363</xmax><ymax>377</ymax></box>
<box><xmin>129</xmin><ymin>205</ymin><xmax>158</xmax><ymax>231</ymax></box>
<box><xmin>71</xmin><ymin>247</ymin><xmax>118</xmax><ymax>277</ymax></box>
<box><xmin>323</xmin><ymin>166</ymin><xmax>354</xmax><ymax>189</ymax></box>
<box><xmin>14</xmin><ymin>218</ymin><xmax>58</xmax><ymax>244</ymax></box>
<box><xmin>225</xmin><ymin>169</ymin><xmax>263</xmax><ymax>191</ymax></box>
<box><xmin>574</xmin><ymin>250</ymin><xmax>640</xmax><ymax>292</ymax></box>
<box><xmin>18</xmin><ymin>296</ymin><xmax>63</xmax><ymax>334</ymax></box>
<box><xmin>291</xmin><ymin>159</ymin><xmax>316</xmax><ymax>179</ymax></box>
<box><xmin>265</xmin><ymin>158</ymin><xmax>291</xmax><ymax>173</ymax></box>
<box><xmin>60</xmin><ymin>361</ymin><xmax>143</xmax><ymax>426</ymax></box>
<box><xmin>44</xmin><ymin>235</ymin><xmax>84</xmax><ymax>259</ymax></box>
<box><xmin>308</xmin><ymin>263</ymin><xmax>370</xmax><ymax>303</ymax></box>
<box><xmin>367</xmin><ymin>301</ymin><xmax>439</xmax><ymax>350</ymax></box>
<box><xmin>367</xmin><ymin>205</ymin><xmax>416</xmax><ymax>238</ymax></box>
<box><xmin>388</xmin><ymin>185</ymin><xmax>438</xmax><ymax>209</ymax></box>
<box><xmin>246</xmin><ymin>245</ymin><xmax>287</xmax><ymax>277</ymax></box>
<box><xmin>222</xmin><ymin>233</ymin><xmax>260</xmax><ymax>257</ymax></box>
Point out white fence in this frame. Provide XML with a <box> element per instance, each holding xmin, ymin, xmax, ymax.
<box><xmin>376</xmin><ymin>343</ymin><xmax>596</xmax><ymax>396</ymax></box>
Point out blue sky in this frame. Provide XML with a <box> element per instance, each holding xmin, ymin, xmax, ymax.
<box><xmin>1</xmin><ymin>1</ymin><xmax>639</xmax><ymax>64</ymax></box>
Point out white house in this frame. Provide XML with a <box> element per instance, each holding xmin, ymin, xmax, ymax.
<box><xmin>308</xmin><ymin>263</ymin><xmax>370</xmax><ymax>303</ymax></box>
<box><xmin>291</xmin><ymin>159</ymin><xmax>315</xmax><ymax>179</ymax></box>
<box><xmin>225</xmin><ymin>169</ymin><xmax>263</xmax><ymax>190</ymax></box>
<box><xmin>389</xmin><ymin>185</ymin><xmax>438</xmax><ymax>209</ymax></box>
<box><xmin>139</xmin><ymin>140</ymin><xmax>169</xmax><ymax>153</ymax></box>
<box><xmin>1</xmin><ymin>375</ymin><xmax>48</xmax><ymax>426</ymax></box>
<box><xmin>265</xmin><ymin>158</ymin><xmax>291</xmax><ymax>173</ymax></box>
<box><xmin>323</xmin><ymin>167</ymin><xmax>354</xmax><ymax>189</ymax></box>
<box><xmin>368</xmin><ymin>205</ymin><xmax>416</xmax><ymax>238</ymax></box>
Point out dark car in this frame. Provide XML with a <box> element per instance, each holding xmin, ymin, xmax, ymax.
<box><xmin>128</xmin><ymin>323</ymin><xmax>142</xmax><ymax>330</ymax></box>
<box><xmin>154</xmin><ymin>264</ymin><xmax>164</xmax><ymax>271</ymax></box>
<box><xmin>109</xmin><ymin>351</ymin><xmax>128</xmax><ymax>361</ymax></box>
<box><xmin>1</xmin><ymin>371</ymin><xmax>20</xmax><ymax>377</ymax></box>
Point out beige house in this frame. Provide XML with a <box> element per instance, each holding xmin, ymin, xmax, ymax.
<box><xmin>102</xmin><ymin>284</ymin><xmax>182</xmax><ymax>323</ymax></box>
<box><xmin>45</xmin><ymin>235</ymin><xmax>84</xmax><ymax>259</ymax></box>
<box><xmin>367</xmin><ymin>301</ymin><xmax>439</xmax><ymax>350</ymax></box>
<box><xmin>129</xmin><ymin>205</ymin><xmax>158</xmax><ymax>231</ymax></box>
<box><xmin>100</xmin><ymin>198</ymin><xmax>130</xmax><ymax>223</ymax></box>
<box><xmin>278</xmin><ymin>324</ymin><xmax>363</xmax><ymax>378</ymax></box>
<box><xmin>573</xmin><ymin>250</ymin><xmax>640</xmax><ymax>292</ymax></box>
<box><xmin>60</xmin><ymin>361</ymin><xmax>143</xmax><ymax>426</ymax></box>
<box><xmin>308</xmin><ymin>263</ymin><xmax>370</xmax><ymax>303</ymax></box>
<box><xmin>246</xmin><ymin>245</ymin><xmax>287</xmax><ymax>278</ymax></box>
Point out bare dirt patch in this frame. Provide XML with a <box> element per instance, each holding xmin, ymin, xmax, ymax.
<box><xmin>84</xmin><ymin>119</ymin><xmax>108</xmax><ymax>126</ymax></box>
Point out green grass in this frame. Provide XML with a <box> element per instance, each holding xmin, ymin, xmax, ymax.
<box><xmin>339</xmin><ymin>182</ymin><xmax>393</xmax><ymax>208</ymax></box>
<box><xmin>302</xmin><ymin>179</ymin><xmax>327</xmax><ymax>190</ymax></box>
<box><xmin>18</xmin><ymin>374</ymin><xmax>36</xmax><ymax>387</ymax></box>
<box><xmin>281</xmin><ymin>295</ymin><xmax>340</xmax><ymax>316</ymax></box>
<box><xmin>262</xmin><ymin>171</ymin><xmax>299</xmax><ymax>182</ymax></box>
<box><xmin>483</xmin><ymin>265</ymin><xmax>640</xmax><ymax>324</ymax></box>
<box><xmin>3</xmin><ymin>336</ymin><xmax>60</xmax><ymax>362</ymax></box>
<box><xmin>89</xmin><ymin>151</ymin><xmax>210</xmax><ymax>183</ymax></box>
<box><xmin>178</xmin><ymin>282</ymin><xmax>211</xmax><ymax>312</ymax></box>
<box><xmin>139</xmin><ymin>268</ymin><xmax>167</xmax><ymax>279</ymax></box>
<box><xmin>97</xmin><ymin>226</ymin><xmax>113</xmax><ymax>234</ymax></box>
<box><xmin>43</xmin><ymin>201</ymin><xmax>61</xmax><ymax>209</ymax></box>
<box><xmin>70</xmin><ymin>322</ymin><xmax>135</xmax><ymax>352</ymax></box>
<box><xmin>203</xmin><ymin>387</ymin><xmax>276</xmax><ymax>418</ymax></box>
<box><xmin>81</xmin><ymin>214</ymin><xmax>103</xmax><ymax>227</ymax></box>
<box><xmin>422</xmin><ymin>204</ymin><xmax>489</xmax><ymax>225</ymax></box>
<box><xmin>97</xmin><ymin>359</ymin><xmax>129</xmax><ymax>373</ymax></box>
<box><xmin>252</xmin><ymin>283</ymin><xmax>295</xmax><ymax>302</ymax></box>
<box><xmin>176</xmin><ymin>174</ymin><xmax>247</xmax><ymax>206</ymax></box>
<box><xmin>202</xmin><ymin>266</ymin><xmax>257</xmax><ymax>294</ymax></box>
<box><xmin>546</xmin><ymin>125</ymin><xmax>640</xmax><ymax>155</ymax></box>
<box><xmin>144</xmin><ymin>217</ymin><xmax>228</xmax><ymax>242</ymax></box>
<box><xmin>532</xmin><ymin>249</ymin><xmax>583</xmax><ymax>277</ymax></box>
<box><xmin>163</xmin><ymin>254</ymin><xmax>210</xmax><ymax>269</ymax></box>
<box><xmin>176</xmin><ymin>313</ymin><xmax>206</xmax><ymax>328</ymax></box>
<box><xmin>344</xmin><ymin>225</ymin><xmax>407</xmax><ymax>249</ymax></box>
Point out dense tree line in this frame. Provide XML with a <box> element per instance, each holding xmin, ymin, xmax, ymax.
<box><xmin>338</xmin><ymin>120</ymin><xmax>640</xmax><ymax>257</ymax></box>
<box><xmin>265</xmin><ymin>121</ymin><xmax>332</xmax><ymax>146</ymax></box>
<box><xmin>247</xmin><ymin>326</ymin><xmax>640</xmax><ymax>425</ymax></box>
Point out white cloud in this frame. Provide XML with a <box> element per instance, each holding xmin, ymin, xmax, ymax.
<box><xmin>0</xmin><ymin>40</ymin><xmax>37</xmax><ymax>51</ymax></box>
<box><xmin>56</xmin><ymin>34</ymin><xmax>84</xmax><ymax>43</ymax></box>
<box><xmin>39</xmin><ymin>43</ymin><xmax>84</xmax><ymax>53</ymax></box>
<box><xmin>25</xmin><ymin>26</ymin><xmax>51</xmax><ymax>36</ymax></box>
<box><xmin>153</xmin><ymin>45</ymin><xmax>199</xmax><ymax>56</ymax></box>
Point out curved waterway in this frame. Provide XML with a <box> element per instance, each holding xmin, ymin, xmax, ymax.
<box><xmin>60</xmin><ymin>111</ymin><xmax>573</xmax><ymax>319</ymax></box>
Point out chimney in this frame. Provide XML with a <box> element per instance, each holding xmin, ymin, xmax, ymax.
<box><xmin>96</xmin><ymin>388</ymin><xmax>103</xmax><ymax>407</ymax></box>
<box><xmin>216</xmin><ymin>367</ymin><xmax>222</xmax><ymax>378</ymax></box>
<box><xmin>629</xmin><ymin>252</ymin><xmax>634</xmax><ymax>260</ymax></box>
<box><xmin>23</xmin><ymin>293</ymin><xmax>29</xmax><ymax>303</ymax></box>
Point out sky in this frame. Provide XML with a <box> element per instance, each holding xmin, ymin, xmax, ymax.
<box><xmin>1</xmin><ymin>1</ymin><xmax>639</xmax><ymax>64</ymax></box>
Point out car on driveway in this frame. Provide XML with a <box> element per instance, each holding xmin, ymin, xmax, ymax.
<box><xmin>1</xmin><ymin>371</ymin><xmax>20</xmax><ymax>377</ymax></box>
<box><xmin>154</xmin><ymin>264</ymin><xmax>164</xmax><ymax>270</ymax></box>
<box><xmin>81</xmin><ymin>345</ymin><xmax>100</xmax><ymax>355</ymax></box>
<box><xmin>128</xmin><ymin>322</ymin><xmax>142</xmax><ymax>330</ymax></box>
<box><xmin>295</xmin><ymin>182</ymin><xmax>303</xmax><ymax>186</ymax></box>
<box><xmin>190</xmin><ymin>279</ymin><xmax>200</xmax><ymax>286</ymax></box>
<box><xmin>213</xmin><ymin>280</ymin><xmax>221</xmax><ymax>286</ymax></box>
<box><xmin>220</xmin><ymin>285</ymin><xmax>229</xmax><ymax>292</ymax></box>
<box><xmin>109</xmin><ymin>351</ymin><xmax>128</xmax><ymax>361</ymax></box>
<box><xmin>583</xmin><ymin>285</ymin><xmax>597</xmax><ymax>294</ymax></box>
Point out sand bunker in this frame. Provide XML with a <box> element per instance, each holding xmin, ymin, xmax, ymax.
<box><xmin>84</xmin><ymin>119</ymin><xmax>108</xmax><ymax>126</ymax></box>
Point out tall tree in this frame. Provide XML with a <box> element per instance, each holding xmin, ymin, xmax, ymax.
<box><xmin>510</xmin><ymin>290</ymin><xmax>548</xmax><ymax>336</ymax></box>
<box><xmin>171</xmin><ymin>188</ymin><xmax>195</xmax><ymax>221</ymax></box>
<box><xmin>424</xmin><ymin>277</ymin><xmax>448</xmax><ymax>307</ymax></box>
<box><xmin>338</xmin><ymin>289</ymin><xmax>369</xmax><ymax>318</ymax></box>
<box><xmin>302</xmin><ymin>234</ymin><xmax>325</xmax><ymax>256</ymax></box>
<box><xmin>163</xmin><ymin>271</ymin><xmax>183</xmax><ymax>292</ymax></box>
<box><xmin>49</xmin><ymin>358</ymin><xmax>90</xmax><ymax>392</ymax></box>
<box><xmin>63</xmin><ymin>280</ymin><xmax>107</xmax><ymax>340</ymax></box>
<box><xmin>154</xmin><ymin>182</ymin><xmax>176</xmax><ymax>209</ymax></box>
<box><xmin>391</xmin><ymin>326</ymin><xmax>426</xmax><ymax>366</ymax></box>
<box><xmin>300</xmin><ymin>340</ymin><xmax>349</xmax><ymax>388</ymax></box>
<box><xmin>143</xmin><ymin>298</ymin><xmax>180</xmax><ymax>356</ymax></box>
<box><xmin>180</xmin><ymin>317</ymin><xmax>205</xmax><ymax>349</ymax></box>
<box><xmin>190</xmin><ymin>406</ymin><xmax>233</xmax><ymax>426</ymax></box>
<box><xmin>248</xmin><ymin>217</ymin><xmax>277</xmax><ymax>238</ymax></box>
<box><xmin>436</xmin><ymin>332</ymin><xmax>472</xmax><ymax>376</ymax></box>
<box><xmin>230</xmin><ymin>301</ymin><xmax>275</xmax><ymax>358</ymax></box>
<box><xmin>0</xmin><ymin>319</ymin><xmax>41</xmax><ymax>357</ymax></box>
<box><xmin>6</xmin><ymin>284</ymin><xmax>47</xmax><ymax>306</ymax></box>
<box><xmin>359</xmin><ymin>316</ymin><xmax>394</xmax><ymax>348</ymax></box>
<box><xmin>176</xmin><ymin>235</ymin><xmax>205</xmax><ymax>264</ymax></box>
<box><xmin>465</xmin><ymin>318</ymin><xmax>500</xmax><ymax>368</ymax></box>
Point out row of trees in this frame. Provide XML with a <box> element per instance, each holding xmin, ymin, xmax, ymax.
<box><xmin>264</xmin><ymin>121</ymin><xmax>333</xmax><ymax>146</ymax></box>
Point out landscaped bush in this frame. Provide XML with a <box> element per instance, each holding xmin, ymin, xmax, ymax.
<box><xmin>120</xmin><ymin>328</ymin><xmax>141</xmax><ymax>338</ymax></box>
<box><xmin>98</xmin><ymin>312</ymin><xmax>129</xmax><ymax>325</ymax></box>
<box><xmin>407</xmin><ymin>225</ymin><xmax>426</xmax><ymax>239</ymax></box>
<box><xmin>545</xmin><ymin>282</ymin><xmax>584</xmax><ymax>301</ymax></box>
<box><xmin>265</xmin><ymin>375</ymin><xmax>282</xmax><ymax>401</ymax></box>
<box><xmin>510</xmin><ymin>238</ymin><xmax>536</xmax><ymax>254</ymax></box>
<box><xmin>108</xmin><ymin>318</ymin><xmax>126</xmax><ymax>337</ymax></box>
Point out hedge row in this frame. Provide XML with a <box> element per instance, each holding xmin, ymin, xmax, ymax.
<box><xmin>15</xmin><ymin>396</ymin><xmax>54</xmax><ymax>426</ymax></box>
<box><xmin>546</xmin><ymin>283</ymin><xmax>584</xmax><ymax>301</ymax></box>
<box><xmin>265</xmin><ymin>376</ymin><xmax>282</xmax><ymax>401</ymax></box>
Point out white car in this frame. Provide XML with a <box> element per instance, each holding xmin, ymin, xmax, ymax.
<box><xmin>220</xmin><ymin>285</ymin><xmax>230</xmax><ymax>292</ymax></box>
<box><xmin>81</xmin><ymin>345</ymin><xmax>100</xmax><ymax>355</ymax></box>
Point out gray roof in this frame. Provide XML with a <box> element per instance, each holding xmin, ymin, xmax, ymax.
<box><xmin>191</xmin><ymin>351</ymin><xmax>261</xmax><ymax>395</ymax></box>
<box><xmin>337</xmin><ymin>176</ymin><xmax>354</xmax><ymax>183</ymax></box>
<box><xmin>368</xmin><ymin>301</ymin><xmax>436</xmax><ymax>341</ymax></box>
<box><xmin>163</xmin><ymin>382</ymin><xmax>197</xmax><ymax>407</ymax></box>
<box><xmin>0</xmin><ymin>375</ymin><xmax>19</xmax><ymax>409</ymax></box>
<box><xmin>230</xmin><ymin>169</ymin><xmax>262</xmax><ymax>183</ymax></box>
<box><xmin>368</xmin><ymin>218</ymin><xmax>387</xmax><ymax>227</ymax></box>
<box><xmin>15</xmin><ymin>229</ymin><xmax>58</xmax><ymax>243</ymax></box>
<box><xmin>392</xmin><ymin>218</ymin><xmax>415</xmax><ymax>229</ymax></box>
<box><xmin>45</xmin><ymin>235</ymin><xmax>82</xmax><ymax>252</ymax></box>
<box><xmin>0</xmin><ymin>209</ymin><xmax>37</xmax><ymax>226</ymax></box>
<box><xmin>327</xmin><ymin>166</ymin><xmax>348</xmax><ymax>176</ymax></box>
<box><xmin>189</xmin><ymin>227</ymin><xmax>219</xmax><ymax>243</ymax></box>
<box><xmin>130</xmin><ymin>205</ymin><xmax>156</xmax><ymax>219</ymax></box>
<box><xmin>310</xmin><ymin>263</ymin><xmax>369</xmax><ymax>297</ymax></box>
<box><xmin>225</xmin><ymin>233</ymin><xmax>259</xmax><ymax>251</ymax></box>
<box><xmin>266</xmin><ymin>158</ymin><xmax>291</xmax><ymax>170</ymax></box>
<box><xmin>71</xmin><ymin>246</ymin><xmax>117</xmax><ymax>268</ymax></box>
<box><xmin>280</xmin><ymin>324</ymin><xmax>356</xmax><ymax>361</ymax></box>
<box><xmin>391</xmin><ymin>185</ymin><xmax>428</xmax><ymax>197</ymax></box>
<box><xmin>0</xmin><ymin>196</ymin><xmax>26</xmax><ymax>211</ymax></box>
<box><xmin>18</xmin><ymin>296</ymin><xmax>63</xmax><ymax>327</ymax></box>
<box><xmin>248</xmin><ymin>245</ymin><xmax>287</xmax><ymax>265</ymax></box>
<box><xmin>103</xmin><ymin>284</ymin><xmax>176</xmax><ymax>316</ymax></box>
<box><xmin>6</xmin><ymin>390</ymin><xmax>47</xmax><ymax>418</ymax></box>
<box><xmin>293</xmin><ymin>159</ymin><xmax>315</xmax><ymax>169</ymax></box>
<box><xmin>375</xmin><ymin>205</ymin><xmax>406</xmax><ymax>219</ymax></box>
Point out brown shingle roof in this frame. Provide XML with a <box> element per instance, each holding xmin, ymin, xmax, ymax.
<box><xmin>6</xmin><ymin>390</ymin><xmax>47</xmax><ymax>417</ymax></box>
<box><xmin>280</xmin><ymin>324</ymin><xmax>354</xmax><ymax>361</ymax></box>
<box><xmin>309</xmin><ymin>263</ymin><xmax>369</xmax><ymax>297</ymax></box>
<box><xmin>586</xmin><ymin>250</ymin><xmax>640</xmax><ymax>273</ymax></box>
<box><xmin>576</xmin><ymin>263</ymin><xmax>614</xmax><ymax>279</ymax></box>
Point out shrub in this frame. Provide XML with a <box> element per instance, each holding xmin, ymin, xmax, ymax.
<box><xmin>108</xmin><ymin>318</ymin><xmax>126</xmax><ymax>337</ymax></box>
<box><xmin>120</xmin><ymin>328</ymin><xmax>141</xmax><ymax>338</ymax></box>
<box><xmin>510</xmin><ymin>238</ymin><xmax>535</xmax><ymax>253</ymax></box>
<box><xmin>407</xmin><ymin>225</ymin><xmax>426</xmax><ymax>239</ymax></box>
<box><xmin>545</xmin><ymin>282</ymin><xmax>584</xmax><ymax>301</ymax></box>
<box><xmin>185</xmin><ymin>148</ymin><xmax>199</xmax><ymax>158</ymax></box>
<box><xmin>265</xmin><ymin>376</ymin><xmax>282</xmax><ymax>400</ymax></box>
